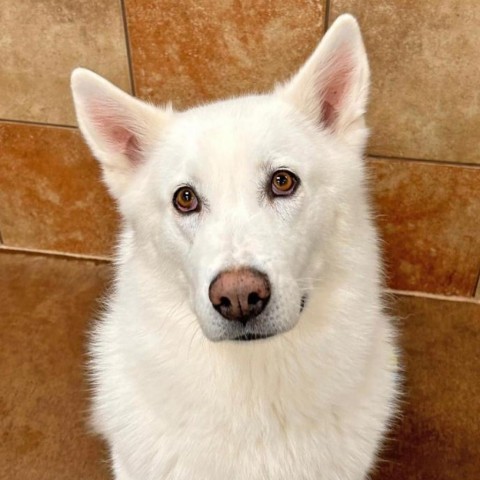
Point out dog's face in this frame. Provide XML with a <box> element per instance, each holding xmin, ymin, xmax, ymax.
<box><xmin>72</xmin><ymin>15</ymin><xmax>370</xmax><ymax>342</ymax></box>
<box><xmin>134</xmin><ymin>98</ymin><xmax>338</xmax><ymax>341</ymax></box>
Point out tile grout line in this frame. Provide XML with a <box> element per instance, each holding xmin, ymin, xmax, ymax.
<box><xmin>385</xmin><ymin>288</ymin><xmax>480</xmax><ymax>305</ymax></box>
<box><xmin>0</xmin><ymin>118</ymin><xmax>77</xmax><ymax>130</ymax></box>
<box><xmin>0</xmin><ymin>245</ymin><xmax>111</xmax><ymax>263</ymax></box>
<box><xmin>120</xmin><ymin>0</ymin><xmax>136</xmax><ymax>97</ymax></box>
<box><xmin>473</xmin><ymin>268</ymin><xmax>480</xmax><ymax>298</ymax></box>
<box><xmin>368</xmin><ymin>153</ymin><xmax>480</xmax><ymax>169</ymax></box>
<box><xmin>323</xmin><ymin>0</ymin><xmax>331</xmax><ymax>33</ymax></box>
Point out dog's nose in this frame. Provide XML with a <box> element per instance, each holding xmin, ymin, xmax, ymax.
<box><xmin>209</xmin><ymin>268</ymin><xmax>271</xmax><ymax>324</ymax></box>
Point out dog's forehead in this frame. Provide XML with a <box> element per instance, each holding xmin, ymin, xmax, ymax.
<box><xmin>165</xmin><ymin>96</ymin><xmax>305</xmax><ymax>168</ymax></box>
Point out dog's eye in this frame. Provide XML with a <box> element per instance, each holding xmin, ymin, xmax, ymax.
<box><xmin>271</xmin><ymin>170</ymin><xmax>298</xmax><ymax>197</ymax></box>
<box><xmin>173</xmin><ymin>187</ymin><xmax>200</xmax><ymax>213</ymax></box>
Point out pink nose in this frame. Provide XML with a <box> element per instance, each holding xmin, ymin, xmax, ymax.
<box><xmin>208</xmin><ymin>268</ymin><xmax>271</xmax><ymax>324</ymax></box>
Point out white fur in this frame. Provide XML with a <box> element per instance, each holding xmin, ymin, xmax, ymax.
<box><xmin>72</xmin><ymin>14</ymin><xmax>399</xmax><ymax>480</ymax></box>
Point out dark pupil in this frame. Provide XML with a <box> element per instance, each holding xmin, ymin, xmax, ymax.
<box><xmin>276</xmin><ymin>174</ymin><xmax>288</xmax><ymax>187</ymax></box>
<box><xmin>182</xmin><ymin>190</ymin><xmax>192</xmax><ymax>202</ymax></box>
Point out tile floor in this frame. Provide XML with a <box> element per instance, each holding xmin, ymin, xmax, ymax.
<box><xmin>1</xmin><ymin>250</ymin><xmax>479</xmax><ymax>479</ymax></box>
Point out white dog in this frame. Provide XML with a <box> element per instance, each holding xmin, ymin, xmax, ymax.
<box><xmin>71</xmin><ymin>14</ymin><xmax>398</xmax><ymax>480</ymax></box>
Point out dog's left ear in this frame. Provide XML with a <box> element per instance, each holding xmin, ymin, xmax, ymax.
<box><xmin>278</xmin><ymin>14</ymin><xmax>369</xmax><ymax>148</ymax></box>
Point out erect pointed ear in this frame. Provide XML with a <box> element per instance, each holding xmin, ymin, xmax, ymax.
<box><xmin>278</xmin><ymin>14</ymin><xmax>370</xmax><ymax>147</ymax></box>
<box><xmin>71</xmin><ymin>68</ymin><xmax>172</xmax><ymax>199</ymax></box>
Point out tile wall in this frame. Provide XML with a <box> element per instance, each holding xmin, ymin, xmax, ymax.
<box><xmin>1</xmin><ymin>2</ymin><xmax>479</xmax><ymax>479</ymax></box>
<box><xmin>1</xmin><ymin>0</ymin><xmax>478</xmax><ymax>298</ymax></box>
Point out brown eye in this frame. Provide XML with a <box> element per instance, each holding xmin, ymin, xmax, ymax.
<box><xmin>173</xmin><ymin>187</ymin><xmax>200</xmax><ymax>213</ymax></box>
<box><xmin>271</xmin><ymin>170</ymin><xmax>298</xmax><ymax>197</ymax></box>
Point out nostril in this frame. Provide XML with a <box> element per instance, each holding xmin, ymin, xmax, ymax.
<box><xmin>219</xmin><ymin>296</ymin><xmax>231</xmax><ymax>308</ymax></box>
<box><xmin>248</xmin><ymin>292</ymin><xmax>261</xmax><ymax>305</ymax></box>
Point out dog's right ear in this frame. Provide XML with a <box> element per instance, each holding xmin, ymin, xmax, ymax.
<box><xmin>71</xmin><ymin>69</ymin><xmax>171</xmax><ymax>200</ymax></box>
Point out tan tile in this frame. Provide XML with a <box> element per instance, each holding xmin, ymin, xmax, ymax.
<box><xmin>372</xmin><ymin>295</ymin><xmax>480</xmax><ymax>480</ymax></box>
<box><xmin>330</xmin><ymin>1</ymin><xmax>480</xmax><ymax>164</ymax></box>
<box><xmin>368</xmin><ymin>158</ymin><xmax>480</xmax><ymax>296</ymax></box>
<box><xmin>125</xmin><ymin>0</ymin><xmax>325</xmax><ymax>109</ymax></box>
<box><xmin>0</xmin><ymin>251</ymin><xmax>112</xmax><ymax>479</ymax></box>
<box><xmin>0</xmin><ymin>123</ymin><xmax>118</xmax><ymax>256</ymax></box>
<box><xmin>0</xmin><ymin>0</ymin><xmax>131</xmax><ymax>125</ymax></box>
<box><xmin>2</xmin><ymin>252</ymin><xmax>478</xmax><ymax>479</ymax></box>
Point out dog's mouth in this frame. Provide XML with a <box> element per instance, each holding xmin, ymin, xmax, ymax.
<box><xmin>232</xmin><ymin>332</ymin><xmax>275</xmax><ymax>342</ymax></box>
<box><xmin>229</xmin><ymin>295</ymin><xmax>308</xmax><ymax>342</ymax></box>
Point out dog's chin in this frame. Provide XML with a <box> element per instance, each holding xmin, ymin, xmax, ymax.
<box><xmin>201</xmin><ymin>327</ymin><xmax>285</xmax><ymax>343</ymax></box>
<box><xmin>207</xmin><ymin>318</ymin><xmax>300</xmax><ymax>343</ymax></box>
<box><xmin>231</xmin><ymin>332</ymin><xmax>276</xmax><ymax>342</ymax></box>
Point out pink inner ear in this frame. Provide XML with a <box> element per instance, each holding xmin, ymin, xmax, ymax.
<box><xmin>88</xmin><ymin>101</ymin><xmax>142</xmax><ymax>164</ymax></box>
<box><xmin>319</xmin><ymin>49</ymin><xmax>354</xmax><ymax>128</ymax></box>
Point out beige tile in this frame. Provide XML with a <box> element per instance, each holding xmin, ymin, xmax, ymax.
<box><xmin>373</xmin><ymin>295</ymin><xmax>480</xmax><ymax>480</ymax></box>
<box><xmin>330</xmin><ymin>1</ymin><xmax>480</xmax><ymax>164</ymax></box>
<box><xmin>0</xmin><ymin>123</ymin><xmax>118</xmax><ymax>256</ymax></box>
<box><xmin>0</xmin><ymin>251</ymin><xmax>112</xmax><ymax>479</ymax></box>
<box><xmin>368</xmin><ymin>158</ymin><xmax>480</xmax><ymax>296</ymax></box>
<box><xmin>125</xmin><ymin>0</ymin><xmax>325</xmax><ymax>109</ymax></box>
<box><xmin>0</xmin><ymin>0</ymin><xmax>131</xmax><ymax>125</ymax></box>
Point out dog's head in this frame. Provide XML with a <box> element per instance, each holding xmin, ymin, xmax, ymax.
<box><xmin>72</xmin><ymin>15</ymin><xmax>370</xmax><ymax>342</ymax></box>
